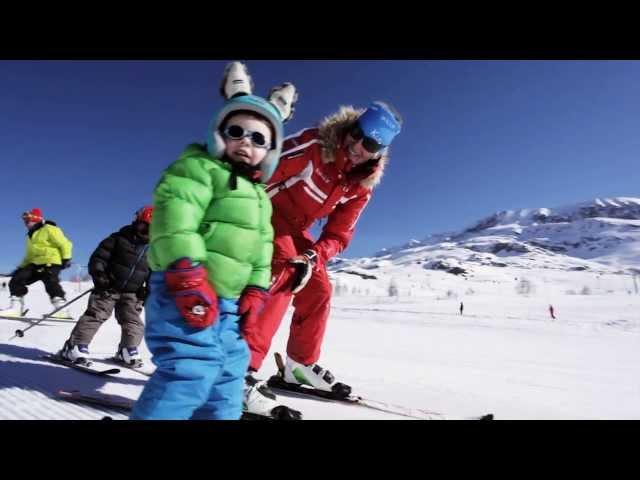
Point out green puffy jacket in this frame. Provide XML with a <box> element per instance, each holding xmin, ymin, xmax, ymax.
<box><xmin>20</xmin><ymin>221</ymin><xmax>73</xmax><ymax>267</ymax></box>
<box><xmin>149</xmin><ymin>144</ymin><xmax>274</xmax><ymax>299</ymax></box>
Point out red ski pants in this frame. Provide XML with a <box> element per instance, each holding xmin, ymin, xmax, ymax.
<box><xmin>244</xmin><ymin>232</ymin><xmax>332</xmax><ymax>371</ymax></box>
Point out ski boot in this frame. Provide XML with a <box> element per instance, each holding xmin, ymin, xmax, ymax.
<box><xmin>50</xmin><ymin>297</ymin><xmax>72</xmax><ymax>319</ymax></box>
<box><xmin>244</xmin><ymin>372</ymin><xmax>302</xmax><ymax>420</ymax></box>
<box><xmin>283</xmin><ymin>356</ymin><xmax>352</xmax><ymax>398</ymax></box>
<box><xmin>114</xmin><ymin>346</ymin><xmax>144</xmax><ymax>368</ymax></box>
<box><xmin>58</xmin><ymin>340</ymin><xmax>91</xmax><ymax>365</ymax></box>
<box><xmin>0</xmin><ymin>296</ymin><xmax>25</xmax><ymax>317</ymax></box>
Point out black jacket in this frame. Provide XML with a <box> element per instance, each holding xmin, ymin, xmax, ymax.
<box><xmin>89</xmin><ymin>223</ymin><xmax>150</xmax><ymax>295</ymax></box>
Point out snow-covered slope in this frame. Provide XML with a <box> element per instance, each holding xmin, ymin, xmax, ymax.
<box><xmin>1</xmin><ymin>270</ymin><xmax>639</xmax><ymax>420</ymax></box>
<box><xmin>0</xmin><ymin>283</ymin><xmax>412</xmax><ymax>420</ymax></box>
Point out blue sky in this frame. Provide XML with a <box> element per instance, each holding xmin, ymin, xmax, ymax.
<box><xmin>1</xmin><ymin>60</ymin><xmax>638</xmax><ymax>273</ymax></box>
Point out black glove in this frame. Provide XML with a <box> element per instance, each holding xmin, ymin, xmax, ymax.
<box><xmin>136</xmin><ymin>284</ymin><xmax>149</xmax><ymax>304</ymax></box>
<box><xmin>289</xmin><ymin>249</ymin><xmax>318</xmax><ymax>294</ymax></box>
<box><xmin>61</xmin><ymin>259</ymin><xmax>72</xmax><ymax>269</ymax></box>
<box><xmin>92</xmin><ymin>272</ymin><xmax>111</xmax><ymax>291</ymax></box>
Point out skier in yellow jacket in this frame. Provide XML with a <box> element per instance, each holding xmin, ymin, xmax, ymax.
<box><xmin>0</xmin><ymin>208</ymin><xmax>73</xmax><ymax>319</ymax></box>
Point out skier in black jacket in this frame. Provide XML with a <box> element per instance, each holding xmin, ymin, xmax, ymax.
<box><xmin>58</xmin><ymin>207</ymin><xmax>153</xmax><ymax>366</ymax></box>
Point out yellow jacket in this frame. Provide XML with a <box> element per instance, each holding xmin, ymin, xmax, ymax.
<box><xmin>20</xmin><ymin>221</ymin><xmax>73</xmax><ymax>267</ymax></box>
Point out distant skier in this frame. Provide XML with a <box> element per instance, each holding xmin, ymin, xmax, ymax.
<box><xmin>549</xmin><ymin>304</ymin><xmax>556</xmax><ymax>320</ymax></box>
<box><xmin>57</xmin><ymin>207</ymin><xmax>153</xmax><ymax>367</ymax></box>
<box><xmin>460</xmin><ymin>302</ymin><xmax>464</xmax><ymax>315</ymax></box>
<box><xmin>0</xmin><ymin>208</ymin><xmax>73</xmax><ymax>319</ymax></box>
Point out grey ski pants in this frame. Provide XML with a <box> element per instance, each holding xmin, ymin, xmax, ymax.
<box><xmin>69</xmin><ymin>290</ymin><xmax>144</xmax><ymax>349</ymax></box>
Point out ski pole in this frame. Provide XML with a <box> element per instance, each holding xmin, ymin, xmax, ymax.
<box><xmin>9</xmin><ymin>288</ymin><xmax>93</xmax><ymax>341</ymax></box>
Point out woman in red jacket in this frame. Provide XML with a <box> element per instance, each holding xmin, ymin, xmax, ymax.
<box><xmin>242</xmin><ymin>101</ymin><xmax>402</xmax><ymax>414</ymax></box>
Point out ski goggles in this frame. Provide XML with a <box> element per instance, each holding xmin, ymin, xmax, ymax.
<box><xmin>22</xmin><ymin>212</ymin><xmax>42</xmax><ymax>223</ymax></box>
<box><xmin>223</xmin><ymin>125</ymin><xmax>270</xmax><ymax>149</ymax></box>
<box><xmin>349</xmin><ymin>124</ymin><xmax>385</xmax><ymax>154</ymax></box>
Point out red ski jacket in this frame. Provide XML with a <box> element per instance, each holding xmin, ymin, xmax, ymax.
<box><xmin>266</xmin><ymin>106</ymin><xmax>390</xmax><ymax>264</ymax></box>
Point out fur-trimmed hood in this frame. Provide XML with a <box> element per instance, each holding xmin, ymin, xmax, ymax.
<box><xmin>317</xmin><ymin>106</ymin><xmax>390</xmax><ymax>189</ymax></box>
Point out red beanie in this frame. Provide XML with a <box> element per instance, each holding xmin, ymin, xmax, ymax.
<box><xmin>135</xmin><ymin>206</ymin><xmax>153</xmax><ymax>224</ymax></box>
<box><xmin>22</xmin><ymin>208</ymin><xmax>43</xmax><ymax>223</ymax></box>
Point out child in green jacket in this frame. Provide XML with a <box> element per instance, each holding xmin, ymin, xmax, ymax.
<box><xmin>131</xmin><ymin>62</ymin><xmax>297</xmax><ymax>420</ymax></box>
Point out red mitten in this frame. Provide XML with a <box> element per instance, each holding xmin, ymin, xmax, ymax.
<box><xmin>165</xmin><ymin>258</ymin><xmax>218</xmax><ymax>329</ymax></box>
<box><xmin>238</xmin><ymin>286</ymin><xmax>270</xmax><ymax>334</ymax></box>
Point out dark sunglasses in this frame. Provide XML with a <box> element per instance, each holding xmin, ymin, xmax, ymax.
<box><xmin>223</xmin><ymin>125</ymin><xmax>270</xmax><ymax>149</ymax></box>
<box><xmin>349</xmin><ymin>124</ymin><xmax>384</xmax><ymax>154</ymax></box>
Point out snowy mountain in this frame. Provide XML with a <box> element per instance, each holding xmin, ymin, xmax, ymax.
<box><xmin>331</xmin><ymin>197</ymin><xmax>640</xmax><ymax>279</ymax></box>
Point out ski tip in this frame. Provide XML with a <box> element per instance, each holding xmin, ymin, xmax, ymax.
<box><xmin>479</xmin><ymin>414</ymin><xmax>494</xmax><ymax>421</ymax></box>
<box><xmin>56</xmin><ymin>389</ymin><xmax>82</xmax><ymax>398</ymax></box>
